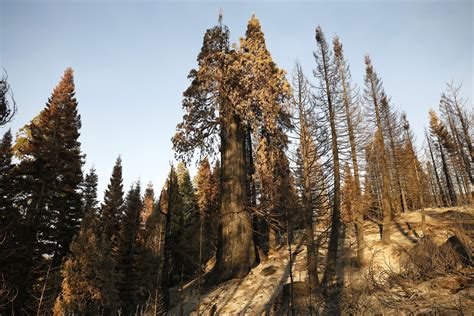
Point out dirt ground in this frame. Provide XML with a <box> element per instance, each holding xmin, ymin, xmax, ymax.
<box><xmin>169</xmin><ymin>206</ymin><xmax>474</xmax><ymax>315</ymax></box>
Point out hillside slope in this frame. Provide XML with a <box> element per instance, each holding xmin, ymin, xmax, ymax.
<box><xmin>169</xmin><ymin>206</ymin><xmax>474</xmax><ymax>315</ymax></box>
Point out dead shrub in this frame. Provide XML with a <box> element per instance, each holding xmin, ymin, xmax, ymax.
<box><xmin>398</xmin><ymin>236</ymin><xmax>466</xmax><ymax>282</ymax></box>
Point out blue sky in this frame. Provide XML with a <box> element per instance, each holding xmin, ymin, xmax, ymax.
<box><xmin>1</xmin><ymin>0</ymin><xmax>472</xmax><ymax>197</ymax></box>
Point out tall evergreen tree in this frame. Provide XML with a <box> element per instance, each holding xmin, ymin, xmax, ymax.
<box><xmin>240</xmin><ymin>15</ymin><xmax>292</xmax><ymax>256</ymax></box>
<box><xmin>13</xmin><ymin>68</ymin><xmax>84</xmax><ymax>312</ymax></box>
<box><xmin>173</xmin><ymin>163</ymin><xmax>200</xmax><ymax>280</ymax></box>
<box><xmin>117</xmin><ymin>182</ymin><xmax>143</xmax><ymax>313</ymax></box>
<box><xmin>15</xmin><ymin>67</ymin><xmax>84</xmax><ymax>261</ymax></box>
<box><xmin>100</xmin><ymin>156</ymin><xmax>125</xmax><ymax>250</ymax></box>
<box><xmin>0</xmin><ymin>130</ymin><xmax>23</xmax><ymax>311</ymax></box>
<box><xmin>196</xmin><ymin>157</ymin><xmax>215</xmax><ymax>263</ymax></box>
<box><xmin>54</xmin><ymin>168</ymin><xmax>119</xmax><ymax>315</ymax></box>
<box><xmin>142</xmin><ymin>182</ymin><xmax>155</xmax><ymax>225</ymax></box>
<box><xmin>159</xmin><ymin>166</ymin><xmax>181</xmax><ymax>311</ymax></box>
<box><xmin>140</xmin><ymin>193</ymin><xmax>164</xmax><ymax>314</ymax></box>
<box><xmin>209</xmin><ymin>160</ymin><xmax>221</xmax><ymax>252</ymax></box>
<box><xmin>82</xmin><ymin>167</ymin><xmax>99</xmax><ymax>220</ymax></box>
<box><xmin>173</xmin><ymin>15</ymin><xmax>290</xmax><ymax>282</ymax></box>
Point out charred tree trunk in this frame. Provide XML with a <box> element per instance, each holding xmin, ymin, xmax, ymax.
<box><xmin>214</xmin><ymin>112</ymin><xmax>256</xmax><ymax>282</ymax></box>
<box><xmin>370</xmin><ymin>97</ymin><xmax>391</xmax><ymax>242</ymax></box>
<box><xmin>319</xmin><ymin>38</ymin><xmax>341</xmax><ymax>286</ymax></box>
<box><xmin>438</xmin><ymin>143</ymin><xmax>457</xmax><ymax>206</ymax></box>
<box><xmin>427</xmin><ymin>132</ymin><xmax>448</xmax><ymax>207</ymax></box>
<box><xmin>338</xmin><ymin>59</ymin><xmax>365</xmax><ymax>265</ymax></box>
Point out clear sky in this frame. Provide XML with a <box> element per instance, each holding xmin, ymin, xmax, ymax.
<box><xmin>1</xmin><ymin>0</ymin><xmax>472</xmax><ymax>198</ymax></box>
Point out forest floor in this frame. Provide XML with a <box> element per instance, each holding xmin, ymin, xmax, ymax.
<box><xmin>169</xmin><ymin>206</ymin><xmax>474</xmax><ymax>315</ymax></box>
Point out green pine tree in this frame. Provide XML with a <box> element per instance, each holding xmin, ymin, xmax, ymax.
<box><xmin>100</xmin><ymin>156</ymin><xmax>125</xmax><ymax>250</ymax></box>
<box><xmin>0</xmin><ymin>129</ymin><xmax>23</xmax><ymax>311</ymax></box>
<box><xmin>117</xmin><ymin>182</ymin><xmax>143</xmax><ymax>313</ymax></box>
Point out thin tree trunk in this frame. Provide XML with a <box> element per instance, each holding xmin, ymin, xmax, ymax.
<box><xmin>338</xmin><ymin>62</ymin><xmax>365</xmax><ymax>264</ymax></box>
<box><xmin>451</xmin><ymin>92</ymin><xmax>474</xmax><ymax>197</ymax></box>
<box><xmin>295</xmin><ymin>68</ymin><xmax>319</xmax><ymax>294</ymax></box>
<box><xmin>286</xmin><ymin>217</ymin><xmax>295</xmax><ymax>316</ymax></box>
<box><xmin>197</xmin><ymin>216</ymin><xmax>203</xmax><ymax>315</ymax></box>
<box><xmin>371</xmin><ymin>93</ymin><xmax>391</xmax><ymax>243</ymax></box>
<box><xmin>179</xmin><ymin>265</ymin><xmax>184</xmax><ymax>316</ymax></box>
<box><xmin>318</xmin><ymin>32</ymin><xmax>342</xmax><ymax>287</ymax></box>
<box><xmin>439</xmin><ymin>143</ymin><xmax>457</xmax><ymax>206</ymax></box>
<box><xmin>160</xmin><ymin>168</ymin><xmax>173</xmax><ymax>311</ymax></box>
<box><xmin>427</xmin><ymin>132</ymin><xmax>448</xmax><ymax>207</ymax></box>
<box><xmin>37</xmin><ymin>259</ymin><xmax>53</xmax><ymax>316</ymax></box>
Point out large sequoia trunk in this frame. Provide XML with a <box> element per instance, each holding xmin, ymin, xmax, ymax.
<box><xmin>214</xmin><ymin>112</ymin><xmax>256</xmax><ymax>282</ymax></box>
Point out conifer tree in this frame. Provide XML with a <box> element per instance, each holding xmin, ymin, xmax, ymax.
<box><xmin>209</xmin><ymin>160</ymin><xmax>221</xmax><ymax>251</ymax></box>
<box><xmin>196</xmin><ymin>157</ymin><xmax>214</xmax><ymax>262</ymax></box>
<box><xmin>429</xmin><ymin>110</ymin><xmax>457</xmax><ymax>205</ymax></box>
<box><xmin>239</xmin><ymin>16</ymin><xmax>291</xmax><ymax>256</ymax></box>
<box><xmin>401</xmin><ymin>114</ymin><xmax>426</xmax><ymax>234</ymax></box>
<box><xmin>363</xmin><ymin>56</ymin><xmax>392</xmax><ymax>243</ymax></box>
<box><xmin>142</xmin><ymin>182</ymin><xmax>155</xmax><ymax>225</ymax></box>
<box><xmin>13</xmin><ymin>68</ymin><xmax>84</xmax><ymax>312</ymax></box>
<box><xmin>440</xmin><ymin>83</ymin><xmax>473</xmax><ymax>197</ymax></box>
<box><xmin>426</xmin><ymin>129</ymin><xmax>449</xmax><ymax>206</ymax></box>
<box><xmin>82</xmin><ymin>167</ymin><xmax>99</xmax><ymax>220</ymax></box>
<box><xmin>342</xmin><ymin>163</ymin><xmax>356</xmax><ymax>223</ymax></box>
<box><xmin>15</xmin><ymin>68</ymin><xmax>84</xmax><ymax>262</ymax></box>
<box><xmin>54</xmin><ymin>168</ymin><xmax>119</xmax><ymax>315</ymax></box>
<box><xmin>173</xmin><ymin>15</ymin><xmax>290</xmax><ymax>282</ymax></box>
<box><xmin>140</xmin><ymin>194</ymin><xmax>164</xmax><ymax>313</ymax></box>
<box><xmin>172</xmin><ymin>163</ymin><xmax>200</xmax><ymax>280</ymax></box>
<box><xmin>0</xmin><ymin>130</ymin><xmax>22</xmax><ymax>311</ymax></box>
<box><xmin>172</xmin><ymin>15</ymin><xmax>254</xmax><ymax>281</ymax></box>
<box><xmin>333</xmin><ymin>36</ymin><xmax>365</xmax><ymax>264</ymax></box>
<box><xmin>380</xmin><ymin>95</ymin><xmax>408</xmax><ymax>214</ymax></box>
<box><xmin>117</xmin><ymin>182</ymin><xmax>143</xmax><ymax>313</ymax></box>
<box><xmin>159</xmin><ymin>166</ymin><xmax>181</xmax><ymax>311</ymax></box>
<box><xmin>314</xmin><ymin>26</ymin><xmax>343</xmax><ymax>286</ymax></box>
<box><xmin>100</xmin><ymin>156</ymin><xmax>125</xmax><ymax>250</ymax></box>
<box><xmin>291</xmin><ymin>63</ymin><xmax>324</xmax><ymax>294</ymax></box>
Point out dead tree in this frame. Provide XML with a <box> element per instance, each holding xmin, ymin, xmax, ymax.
<box><xmin>363</xmin><ymin>56</ymin><xmax>392</xmax><ymax>243</ymax></box>
<box><xmin>0</xmin><ymin>70</ymin><xmax>17</xmax><ymax>126</ymax></box>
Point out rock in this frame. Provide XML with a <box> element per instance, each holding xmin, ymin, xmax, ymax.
<box><xmin>443</xmin><ymin>235</ymin><xmax>472</xmax><ymax>265</ymax></box>
<box><xmin>260</xmin><ymin>265</ymin><xmax>277</xmax><ymax>276</ymax></box>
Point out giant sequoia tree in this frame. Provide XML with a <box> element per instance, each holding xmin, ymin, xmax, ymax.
<box><xmin>173</xmin><ymin>15</ymin><xmax>290</xmax><ymax>282</ymax></box>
